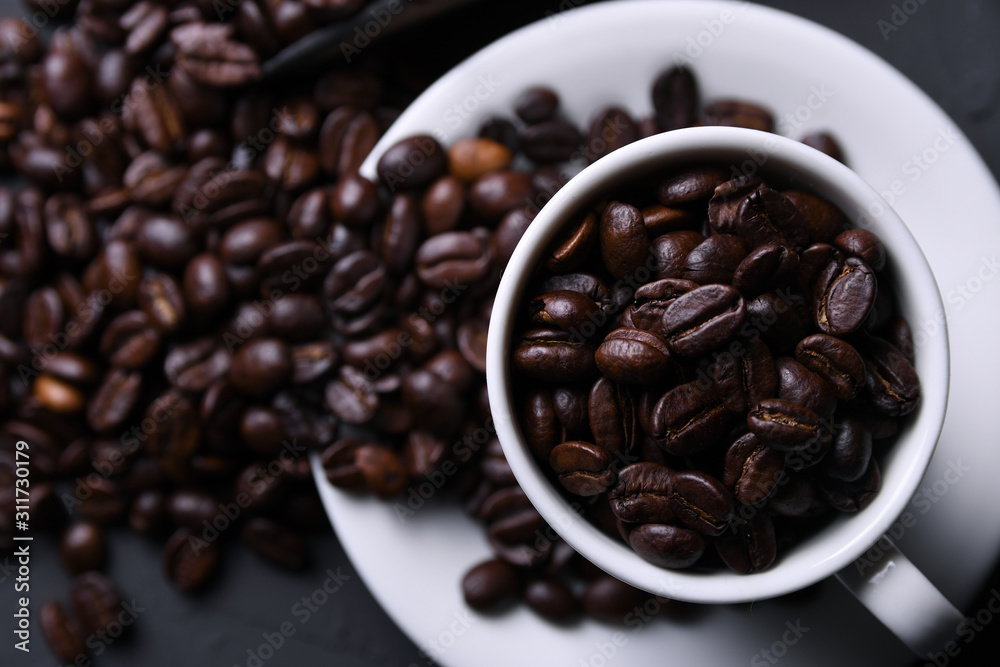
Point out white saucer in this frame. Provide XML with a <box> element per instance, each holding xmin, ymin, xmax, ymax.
<box><xmin>314</xmin><ymin>2</ymin><xmax>1000</xmax><ymax>665</ymax></box>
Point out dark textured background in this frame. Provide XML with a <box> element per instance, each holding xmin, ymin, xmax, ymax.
<box><xmin>2</xmin><ymin>1</ymin><xmax>999</xmax><ymax>666</ymax></box>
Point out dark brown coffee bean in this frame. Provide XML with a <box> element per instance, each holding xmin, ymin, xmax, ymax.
<box><xmin>821</xmin><ymin>460</ymin><xmax>881</xmax><ymax>512</ymax></box>
<box><xmin>163</xmin><ymin>527</ymin><xmax>219</xmax><ymax>592</ymax></box>
<box><xmin>580</xmin><ymin>575</ymin><xmax>648</xmax><ymax>624</ymax></box>
<box><xmin>325</xmin><ymin>365</ymin><xmax>379</xmax><ymax>424</ymax></box>
<box><xmin>522</xmin><ymin>389</ymin><xmax>561</xmax><ymax>459</ymax></box>
<box><xmin>661</xmin><ymin>284</ymin><xmax>745</xmax><ymax>357</ymax></box>
<box><xmin>331</xmin><ymin>174</ymin><xmax>381</xmax><ymax>228</ymax></box>
<box><xmin>401</xmin><ymin>367</ymin><xmax>464</xmax><ymax>436</ymax></box>
<box><xmin>861</xmin><ymin>336</ymin><xmax>921</xmax><ymax>416</ymax></box>
<box><xmin>651</xmin><ymin>381</ymin><xmax>729</xmax><ymax>456</ymax></box>
<box><xmin>657</xmin><ymin>165</ymin><xmax>729</xmax><ymax>206</ymax></box>
<box><xmin>137</xmin><ymin>273</ymin><xmax>185</xmax><ymax>333</ymax></box>
<box><xmin>885</xmin><ymin>315</ymin><xmax>915</xmax><ymax>364</ymax></box>
<box><xmin>487</xmin><ymin>505</ymin><xmax>552</xmax><ymax>567</ymax></box>
<box><xmin>629</xmin><ymin>523</ymin><xmax>705</xmax><ymax>569</ymax></box>
<box><xmin>135</xmin><ymin>215</ymin><xmax>198</xmax><ymax>271</ymax></box>
<box><xmin>783</xmin><ymin>190</ymin><xmax>845</xmax><ymax>245</ymax></box>
<box><xmin>269</xmin><ymin>294</ymin><xmax>325</xmax><ymax>342</ymax></box>
<box><xmin>415</xmin><ymin>230</ymin><xmax>493</xmax><ymax>289</ymax></box>
<box><xmin>709</xmin><ymin>337</ymin><xmax>778</xmax><ymax>413</ymax></box>
<box><xmin>41</xmin><ymin>601</ymin><xmax>87</xmax><ymax>663</ymax></box>
<box><xmin>588</xmin><ymin>376</ymin><xmax>636</xmax><ymax>455</ymax></box>
<box><xmin>834</xmin><ymin>228</ymin><xmax>886</xmax><ymax>271</ymax></box>
<box><xmin>182</xmin><ymin>253</ymin><xmax>230</xmax><ymax>314</ymax></box>
<box><xmin>545</xmin><ymin>209</ymin><xmax>598</xmax><ymax>273</ymax></box>
<box><xmin>800</xmin><ymin>132</ymin><xmax>845</xmax><ymax>163</ymax></box>
<box><xmin>549</xmin><ymin>441</ymin><xmax>616</xmax><ymax>496</ymax></box>
<box><xmin>172</xmin><ymin>22</ymin><xmax>260</xmax><ymax>87</ymax></box>
<box><xmin>164</xmin><ymin>337</ymin><xmax>230</xmax><ymax>392</ymax></box>
<box><xmin>641</xmin><ymin>204</ymin><xmax>699</xmax><ymax>236</ymax></box>
<box><xmin>682</xmin><ymin>234</ymin><xmax>747</xmax><ymax>285</ymax></box>
<box><xmin>733</xmin><ymin>244</ymin><xmax>799</xmax><ymax>295</ymax></box>
<box><xmin>376</xmin><ymin>134</ymin><xmax>446</xmax><ymax>192</ymax></box>
<box><xmin>24</xmin><ymin>287</ymin><xmax>64</xmax><ymax>351</ymax></box>
<box><xmin>746</xmin><ymin>290</ymin><xmax>809</xmax><ymax>356</ymax></box>
<box><xmin>652</xmin><ymin>65</ymin><xmax>698</xmax><ymax>131</ymax></box>
<box><xmin>71</xmin><ymin>571</ymin><xmax>122</xmax><ymax>636</ymax></box>
<box><xmin>242</xmin><ymin>518</ymin><xmax>306</xmax><ymax>570</ymax></box>
<box><xmin>145</xmin><ymin>389</ymin><xmax>200</xmax><ymax>464</ymax></box>
<box><xmin>230</xmin><ymin>338</ymin><xmax>292</xmax><ymax>398</ymax></box>
<box><xmin>100</xmin><ymin>310</ymin><xmax>160</xmax><ymax>369</ymax></box>
<box><xmin>825</xmin><ymin>417</ymin><xmax>873</xmax><ymax>482</ymax></box>
<box><xmin>600</xmin><ymin>201</ymin><xmax>651</xmax><ymax>281</ymax></box>
<box><xmin>813</xmin><ymin>256</ymin><xmax>877</xmax><ymax>336</ymax></box>
<box><xmin>652</xmin><ymin>229</ymin><xmax>703</xmax><ymax>280</ymax></box>
<box><xmin>462</xmin><ymin>558</ymin><xmax>520</xmax><ymax>610</ymax></box>
<box><xmin>220</xmin><ymin>219</ymin><xmax>285</xmax><ymax>266</ymax></box>
<box><xmin>586</xmin><ymin>106</ymin><xmax>639</xmax><ymax>162</ymax></box>
<box><xmin>776</xmin><ymin>356</ymin><xmax>836</xmax><ymax>418</ymax></box>
<box><xmin>736</xmin><ymin>186</ymin><xmax>809</xmax><ymax>251</ymax></box>
<box><xmin>595</xmin><ymin>327</ymin><xmax>672</xmax><ymax>385</ymax></box>
<box><xmin>420</xmin><ymin>176</ymin><xmax>465</xmax><ymax>236</ymax></box>
<box><xmin>608</xmin><ymin>462</ymin><xmax>674</xmax><ymax>524</ymax></box>
<box><xmin>523</xmin><ymin>578</ymin><xmax>578</xmax><ymax>620</ymax></box>
<box><xmin>60</xmin><ymin>521</ymin><xmax>107</xmax><ymax>574</ymax></box>
<box><xmin>522</xmin><ymin>120</ymin><xmax>583</xmax><ymax>164</ymax></box>
<box><xmin>722</xmin><ymin>432</ymin><xmax>785</xmax><ymax>506</ymax></box>
<box><xmin>167</xmin><ymin>488</ymin><xmax>219</xmax><ymax>531</ymax></box>
<box><xmin>129</xmin><ymin>490</ymin><xmax>167</xmax><ymax>536</ymax></box>
<box><xmin>708</xmin><ymin>175</ymin><xmax>764</xmax><ymax>234</ymax></box>
<box><xmin>44</xmin><ymin>193</ymin><xmax>96</xmax><ymax>261</ymax></box>
<box><xmin>456</xmin><ymin>319</ymin><xmax>489</xmax><ymax>373</ymax></box>
<box><xmin>716</xmin><ymin>513</ymin><xmax>777</xmax><ymax>573</ymax></box>
<box><xmin>623</xmin><ymin>278</ymin><xmax>697</xmax><ymax>336</ymax></box>
<box><xmin>515</xmin><ymin>86</ymin><xmax>559</xmax><ymax>124</ymax></box>
<box><xmin>87</xmin><ymin>368</ymin><xmax>141</xmax><ymax>433</ymax></box>
<box><xmin>468</xmin><ymin>169</ymin><xmax>534</xmax><ymax>221</ymax></box>
<box><xmin>795</xmin><ymin>334</ymin><xmax>865</xmax><ymax>399</ymax></box>
<box><xmin>514</xmin><ymin>328</ymin><xmax>597</xmax><ymax>383</ymax></box>
<box><xmin>703</xmin><ymin>100</ymin><xmax>774</xmax><ymax>131</ymax></box>
<box><xmin>667</xmin><ymin>469</ymin><xmax>733</xmax><ymax>536</ymax></box>
<box><xmin>747</xmin><ymin>398</ymin><xmax>822</xmax><ymax>451</ymax></box>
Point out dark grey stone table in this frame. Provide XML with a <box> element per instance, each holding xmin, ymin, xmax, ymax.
<box><xmin>2</xmin><ymin>1</ymin><xmax>998</xmax><ymax>666</ymax></box>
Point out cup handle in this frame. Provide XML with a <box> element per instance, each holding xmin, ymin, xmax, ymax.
<box><xmin>835</xmin><ymin>535</ymin><xmax>964</xmax><ymax>657</ymax></box>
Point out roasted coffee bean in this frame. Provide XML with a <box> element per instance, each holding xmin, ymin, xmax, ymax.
<box><xmin>595</xmin><ymin>327</ymin><xmax>671</xmax><ymax>385</ymax></box>
<box><xmin>457</xmin><ymin>319</ymin><xmax>489</xmax><ymax>373</ymax></box>
<box><xmin>800</xmin><ymin>132</ymin><xmax>845</xmax><ymax>163</ymax></box>
<box><xmin>41</xmin><ymin>601</ymin><xmax>87</xmax><ymax>663</ymax></box>
<box><xmin>861</xmin><ymin>336</ymin><xmax>921</xmax><ymax>416</ymax></box>
<box><xmin>415</xmin><ymin>230</ymin><xmax>493</xmax><ymax>289</ymax></box>
<box><xmin>514</xmin><ymin>328</ymin><xmax>597</xmax><ymax>383</ymax></box>
<box><xmin>657</xmin><ymin>165</ymin><xmax>729</xmax><ymax>206</ymax></box>
<box><xmin>522</xmin><ymin>389</ymin><xmax>561</xmax><ymax>459</ymax></box>
<box><xmin>523</xmin><ymin>578</ymin><xmax>578</xmax><ymax>620</ymax></box>
<box><xmin>661</xmin><ymin>284</ymin><xmax>745</xmax><ymax>357</ymax></box>
<box><xmin>682</xmin><ymin>234</ymin><xmax>747</xmax><ymax>285</ymax></box>
<box><xmin>242</xmin><ymin>518</ymin><xmax>306</xmax><ymax>570</ymax></box>
<box><xmin>515</xmin><ymin>86</ymin><xmax>560</xmax><ymax>124</ymax></box>
<box><xmin>129</xmin><ymin>490</ymin><xmax>167</xmax><ymax>536</ymax></box>
<box><xmin>487</xmin><ymin>505</ymin><xmax>552</xmax><ymax>567</ymax></box>
<box><xmin>580</xmin><ymin>575</ymin><xmax>648</xmax><ymax>624</ymax></box>
<box><xmin>814</xmin><ymin>256</ymin><xmax>877</xmax><ymax>336</ymax></box>
<box><xmin>172</xmin><ymin>22</ymin><xmax>260</xmax><ymax>87</ymax></box>
<box><xmin>376</xmin><ymin>134</ymin><xmax>446</xmax><ymax>192</ymax></box>
<box><xmin>588</xmin><ymin>376</ymin><xmax>636</xmax><ymax>455</ymax></box>
<box><xmin>60</xmin><ymin>522</ymin><xmax>107</xmax><ymax>574</ymax></box>
<box><xmin>586</xmin><ymin>107</ymin><xmax>639</xmax><ymax>162</ymax></box>
<box><xmin>641</xmin><ymin>203</ymin><xmax>699</xmax><ymax>236</ymax></box>
<box><xmin>462</xmin><ymin>558</ymin><xmax>520</xmax><ymax>610</ymax></box>
<box><xmin>145</xmin><ymin>389</ymin><xmax>200</xmax><ymax>464</ymax></box>
<box><xmin>623</xmin><ymin>278</ymin><xmax>697</xmax><ymax>336</ymax></box>
<box><xmin>468</xmin><ymin>169</ymin><xmax>534</xmax><ymax>221</ymax></box>
<box><xmin>100</xmin><ymin>310</ymin><xmax>160</xmax><ymax>369</ymax></box>
<box><xmin>379</xmin><ymin>193</ymin><xmax>421</xmax><ymax>276</ymax></box>
<box><xmin>448</xmin><ymin>137</ymin><xmax>513</xmax><ymax>182</ymax></box>
<box><xmin>268</xmin><ymin>294</ymin><xmax>325</xmax><ymax>342</ymax></box>
<box><xmin>652</xmin><ymin>230</ymin><xmax>703</xmax><ymax>280</ymax></box>
<box><xmin>163</xmin><ymin>527</ymin><xmax>219</xmax><ymax>592</ymax></box>
<box><xmin>736</xmin><ymin>187</ymin><xmax>809</xmax><ymax>251</ymax></box>
<box><xmin>652</xmin><ymin>65</ymin><xmax>698</xmax><ymax>131</ymax></box>
<box><xmin>885</xmin><ymin>315</ymin><xmax>915</xmax><ymax>364</ymax></box>
<box><xmin>722</xmin><ymin>432</ymin><xmax>785</xmax><ymax>506</ymax></box>
<box><xmin>137</xmin><ymin>273</ymin><xmax>185</xmax><ymax>333</ymax></box>
<box><xmin>776</xmin><ymin>356</ymin><xmax>836</xmax><ymax>418</ymax></box>
<box><xmin>549</xmin><ymin>441</ymin><xmax>616</xmax><ymax>496</ymax></box>
<box><xmin>745</xmin><ymin>290</ymin><xmax>809</xmax><ymax>356</ymax></box>
<box><xmin>709</xmin><ymin>337</ymin><xmax>778</xmax><ymax>413</ymax></box>
<box><xmin>164</xmin><ymin>338</ymin><xmax>230</xmax><ymax>392</ymax></box>
<box><xmin>545</xmin><ymin>210</ymin><xmax>598</xmax><ymax>273</ymax></box>
<box><xmin>821</xmin><ymin>460</ymin><xmax>881</xmax><ymax>512</ymax></box>
<box><xmin>71</xmin><ymin>571</ymin><xmax>122</xmax><ymax>636</ymax></box>
<box><xmin>182</xmin><ymin>253</ymin><xmax>230</xmax><ymax>314</ymax></box>
<box><xmin>629</xmin><ymin>523</ymin><xmax>705</xmax><ymax>570</ymax></box>
<box><xmin>401</xmin><ymin>366</ymin><xmax>464</xmax><ymax>436</ymax></box>
<box><xmin>825</xmin><ymin>417</ymin><xmax>873</xmax><ymax>482</ymax></box>
<box><xmin>87</xmin><ymin>369</ymin><xmax>141</xmax><ymax>433</ymax></box>
<box><xmin>230</xmin><ymin>338</ymin><xmax>292</xmax><ymax>398</ymax></box>
<box><xmin>795</xmin><ymin>334</ymin><xmax>865</xmax><ymax>400</ymax></box>
<box><xmin>834</xmin><ymin>228</ymin><xmax>886</xmax><ymax>272</ymax></box>
<box><xmin>667</xmin><ymin>470</ymin><xmax>733</xmax><ymax>536</ymax></box>
<box><xmin>702</xmin><ymin>100</ymin><xmax>774</xmax><ymax>131</ymax></box>
<box><xmin>420</xmin><ymin>176</ymin><xmax>465</xmax><ymax>236</ymax></box>
<box><xmin>716</xmin><ymin>513</ymin><xmax>777</xmax><ymax>573</ymax></box>
<box><xmin>732</xmin><ymin>244</ymin><xmax>798</xmax><ymax>295</ymax></box>
<box><xmin>600</xmin><ymin>201</ymin><xmax>651</xmax><ymax>281</ymax></box>
<box><xmin>708</xmin><ymin>175</ymin><xmax>763</xmax><ymax>233</ymax></box>
<box><xmin>651</xmin><ymin>381</ymin><xmax>729</xmax><ymax>456</ymax></box>
<box><xmin>135</xmin><ymin>215</ymin><xmax>198</xmax><ymax>270</ymax></box>
<box><xmin>522</xmin><ymin>120</ymin><xmax>583</xmax><ymax>164</ymax></box>
<box><xmin>782</xmin><ymin>190</ymin><xmax>845</xmax><ymax>245</ymax></box>
<box><xmin>747</xmin><ymin>398</ymin><xmax>822</xmax><ymax>451</ymax></box>
<box><xmin>167</xmin><ymin>488</ymin><xmax>219</xmax><ymax>531</ymax></box>
<box><xmin>608</xmin><ymin>462</ymin><xmax>674</xmax><ymax>524</ymax></box>
<box><xmin>325</xmin><ymin>365</ymin><xmax>378</xmax><ymax>424</ymax></box>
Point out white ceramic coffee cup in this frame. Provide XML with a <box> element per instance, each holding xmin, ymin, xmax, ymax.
<box><xmin>487</xmin><ymin>127</ymin><xmax>960</xmax><ymax>656</ymax></box>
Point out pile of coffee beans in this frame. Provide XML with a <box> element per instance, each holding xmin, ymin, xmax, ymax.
<box><xmin>511</xmin><ymin>162</ymin><xmax>920</xmax><ymax>573</ymax></box>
